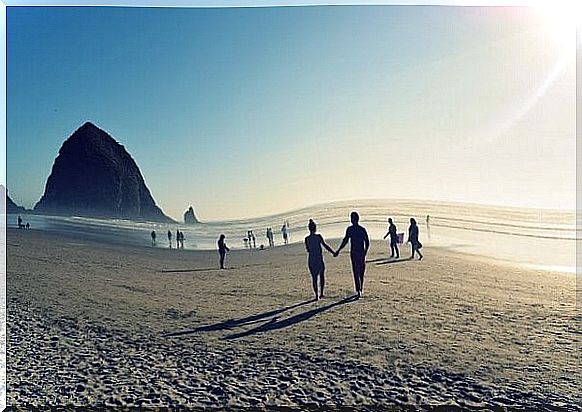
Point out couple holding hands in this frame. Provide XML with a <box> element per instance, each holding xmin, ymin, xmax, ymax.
<box><xmin>304</xmin><ymin>211</ymin><xmax>370</xmax><ymax>301</ymax></box>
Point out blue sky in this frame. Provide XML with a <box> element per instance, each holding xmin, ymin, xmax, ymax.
<box><xmin>6</xmin><ymin>5</ymin><xmax>576</xmax><ymax>219</ymax></box>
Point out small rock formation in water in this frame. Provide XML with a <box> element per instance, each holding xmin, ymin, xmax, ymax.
<box><xmin>184</xmin><ymin>206</ymin><xmax>199</xmax><ymax>224</ymax></box>
<box><xmin>34</xmin><ymin>122</ymin><xmax>174</xmax><ymax>222</ymax></box>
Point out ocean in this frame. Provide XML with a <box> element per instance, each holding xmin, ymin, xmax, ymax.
<box><xmin>5</xmin><ymin>199</ymin><xmax>577</xmax><ymax>273</ymax></box>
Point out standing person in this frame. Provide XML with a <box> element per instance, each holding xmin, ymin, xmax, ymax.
<box><xmin>151</xmin><ymin>230</ymin><xmax>157</xmax><ymax>246</ymax></box>
<box><xmin>251</xmin><ymin>231</ymin><xmax>256</xmax><ymax>248</ymax></box>
<box><xmin>334</xmin><ymin>212</ymin><xmax>370</xmax><ymax>298</ymax></box>
<box><xmin>17</xmin><ymin>215</ymin><xmax>23</xmax><ymax>228</ymax></box>
<box><xmin>266</xmin><ymin>228</ymin><xmax>272</xmax><ymax>247</ymax></box>
<box><xmin>167</xmin><ymin>230</ymin><xmax>172</xmax><ymax>248</ymax></box>
<box><xmin>180</xmin><ymin>231</ymin><xmax>185</xmax><ymax>248</ymax></box>
<box><xmin>382</xmin><ymin>218</ymin><xmax>400</xmax><ymax>259</ymax></box>
<box><xmin>217</xmin><ymin>234</ymin><xmax>230</xmax><ymax>269</ymax></box>
<box><xmin>426</xmin><ymin>214</ymin><xmax>431</xmax><ymax>239</ymax></box>
<box><xmin>407</xmin><ymin>218</ymin><xmax>424</xmax><ymax>260</ymax></box>
<box><xmin>176</xmin><ymin>229</ymin><xmax>180</xmax><ymax>249</ymax></box>
<box><xmin>281</xmin><ymin>223</ymin><xmax>289</xmax><ymax>245</ymax></box>
<box><xmin>305</xmin><ymin>219</ymin><xmax>335</xmax><ymax>301</ymax></box>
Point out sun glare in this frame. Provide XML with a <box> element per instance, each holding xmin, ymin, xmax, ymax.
<box><xmin>533</xmin><ymin>1</ymin><xmax>582</xmax><ymax>49</ymax></box>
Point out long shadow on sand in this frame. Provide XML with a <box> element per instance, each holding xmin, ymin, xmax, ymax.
<box><xmin>161</xmin><ymin>268</ymin><xmax>220</xmax><ymax>273</ymax></box>
<box><xmin>163</xmin><ymin>299</ymin><xmax>314</xmax><ymax>338</ymax></box>
<box><xmin>374</xmin><ymin>258</ymin><xmax>415</xmax><ymax>266</ymax></box>
<box><xmin>224</xmin><ymin>295</ymin><xmax>359</xmax><ymax>340</ymax></box>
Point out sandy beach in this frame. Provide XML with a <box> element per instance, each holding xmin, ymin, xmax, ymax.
<box><xmin>6</xmin><ymin>228</ymin><xmax>580</xmax><ymax>408</ymax></box>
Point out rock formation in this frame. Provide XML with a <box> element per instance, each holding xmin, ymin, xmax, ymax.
<box><xmin>34</xmin><ymin>122</ymin><xmax>174</xmax><ymax>222</ymax></box>
<box><xmin>184</xmin><ymin>206</ymin><xmax>199</xmax><ymax>224</ymax></box>
<box><xmin>2</xmin><ymin>185</ymin><xmax>27</xmax><ymax>214</ymax></box>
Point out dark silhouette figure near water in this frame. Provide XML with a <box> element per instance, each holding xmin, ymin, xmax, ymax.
<box><xmin>151</xmin><ymin>230</ymin><xmax>156</xmax><ymax>246</ymax></box>
<box><xmin>25</xmin><ymin>222</ymin><xmax>30</xmax><ymax>229</ymax></box>
<box><xmin>17</xmin><ymin>215</ymin><xmax>23</xmax><ymax>229</ymax></box>
<box><xmin>426</xmin><ymin>214</ymin><xmax>431</xmax><ymax>239</ymax></box>
<box><xmin>383</xmin><ymin>218</ymin><xmax>400</xmax><ymax>258</ymax></box>
<box><xmin>167</xmin><ymin>230</ymin><xmax>172</xmax><ymax>248</ymax></box>
<box><xmin>305</xmin><ymin>219</ymin><xmax>335</xmax><ymax>301</ymax></box>
<box><xmin>408</xmin><ymin>218</ymin><xmax>424</xmax><ymax>260</ymax></box>
<box><xmin>335</xmin><ymin>212</ymin><xmax>370</xmax><ymax>298</ymax></box>
<box><xmin>281</xmin><ymin>223</ymin><xmax>289</xmax><ymax>245</ymax></box>
<box><xmin>218</xmin><ymin>234</ymin><xmax>230</xmax><ymax>269</ymax></box>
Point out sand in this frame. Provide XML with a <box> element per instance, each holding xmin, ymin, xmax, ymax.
<box><xmin>6</xmin><ymin>228</ymin><xmax>580</xmax><ymax>408</ymax></box>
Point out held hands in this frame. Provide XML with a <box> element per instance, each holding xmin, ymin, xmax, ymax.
<box><xmin>333</xmin><ymin>250</ymin><xmax>339</xmax><ymax>258</ymax></box>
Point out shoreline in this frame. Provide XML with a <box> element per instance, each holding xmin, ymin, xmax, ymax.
<box><xmin>7</xmin><ymin>228</ymin><xmax>580</xmax><ymax>408</ymax></box>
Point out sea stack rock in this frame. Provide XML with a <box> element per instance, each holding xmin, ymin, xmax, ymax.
<box><xmin>184</xmin><ymin>206</ymin><xmax>199</xmax><ymax>224</ymax></box>
<box><xmin>34</xmin><ymin>122</ymin><xmax>174</xmax><ymax>222</ymax></box>
<box><xmin>3</xmin><ymin>185</ymin><xmax>26</xmax><ymax>214</ymax></box>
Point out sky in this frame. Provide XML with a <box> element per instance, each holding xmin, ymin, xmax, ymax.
<box><xmin>6</xmin><ymin>4</ymin><xmax>576</xmax><ymax>220</ymax></box>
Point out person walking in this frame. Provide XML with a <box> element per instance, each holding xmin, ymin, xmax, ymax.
<box><xmin>334</xmin><ymin>212</ymin><xmax>370</xmax><ymax>298</ymax></box>
<box><xmin>382</xmin><ymin>218</ymin><xmax>400</xmax><ymax>259</ymax></box>
<box><xmin>305</xmin><ymin>219</ymin><xmax>335</xmax><ymax>301</ymax></box>
<box><xmin>407</xmin><ymin>218</ymin><xmax>424</xmax><ymax>260</ymax></box>
<box><xmin>151</xmin><ymin>230</ymin><xmax>156</xmax><ymax>246</ymax></box>
<box><xmin>217</xmin><ymin>234</ymin><xmax>230</xmax><ymax>269</ymax></box>
<box><xmin>167</xmin><ymin>230</ymin><xmax>172</xmax><ymax>248</ymax></box>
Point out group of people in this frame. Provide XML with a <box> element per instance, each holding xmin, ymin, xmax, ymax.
<box><xmin>304</xmin><ymin>213</ymin><xmax>424</xmax><ymax>300</ymax></box>
<box><xmin>17</xmin><ymin>216</ymin><xmax>30</xmax><ymax>229</ymax></box>
<box><xmin>217</xmin><ymin>212</ymin><xmax>425</xmax><ymax>301</ymax></box>
<box><xmin>244</xmin><ymin>222</ymin><xmax>290</xmax><ymax>249</ymax></box>
<box><xmin>150</xmin><ymin>230</ymin><xmax>185</xmax><ymax>249</ymax></box>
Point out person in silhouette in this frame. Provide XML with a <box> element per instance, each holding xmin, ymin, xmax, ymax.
<box><xmin>407</xmin><ymin>218</ymin><xmax>424</xmax><ymax>260</ymax></box>
<box><xmin>251</xmin><ymin>231</ymin><xmax>256</xmax><ymax>248</ymax></box>
<box><xmin>17</xmin><ymin>215</ymin><xmax>23</xmax><ymax>229</ymax></box>
<box><xmin>176</xmin><ymin>230</ymin><xmax>180</xmax><ymax>249</ymax></box>
<box><xmin>426</xmin><ymin>214</ymin><xmax>431</xmax><ymax>239</ymax></box>
<box><xmin>25</xmin><ymin>222</ymin><xmax>30</xmax><ymax>229</ymax></box>
<box><xmin>305</xmin><ymin>219</ymin><xmax>335</xmax><ymax>301</ymax></box>
<box><xmin>281</xmin><ymin>223</ymin><xmax>289</xmax><ymax>245</ymax></box>
<box><xmin>151</xmin><ymin>230</ymin><xmax>156</xmax><ymax>246</ymax></box>
<box><xmin>167</xmin><ymin>230</ymin><xmax>172</xmax><ymax>248</ymax></box>
<box><xmin>217</xmin><ymin>234</ymin><xmax>230</xmax><ymax>269</ymax></box>
<box><xmin>334</xmin><ymin>212</ymin><xmax>370</xmax><ymax>298</ymax></box>
<box><xmin>383</xmin><ymin>218</ymin><xmax>400</xmax><ymax>259</ymax></box>
<box><xmin>180</xmin><ymin>231</ymin><xmax>185</xmax><ymax>248</ymax></box>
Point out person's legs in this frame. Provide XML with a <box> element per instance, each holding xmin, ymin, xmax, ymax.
<box><xmin>389</xmin><ymin>243</ymin><xmax>394</xmax><ymax>257</ymax></box>
<box><xmin>219</xmin><ymin>251</ymin><xmax>226</xmax><ymax>269</ymax></box>
<box><xmin>350</xmin><ymin>254</ymin><xmax>362</xmax><ymax>296</ymax></box>
<box><xmin>410</xmin><ymin>244</ymin><xmax>415</xmax><ymax>259</ymax></box>
<box><xmin>319</xmin><ymin>264</ymin><xmax>326</xmax><ymax>298</ymax></box>
<box><xmin>417</xmin><ymin>247</ymin><xmax>423</xmax><ymax>260</ymax></box>
<box><xmin>357</xmin><ymin>255</ymin><xmax>366</xmax><ymax>294</ymax></box>
<box><xmin>393</xmin><ymin>242</ymin><xmax>399</xmax><ymax>258</ymax></box>
<box><xmin>309</xmin><ymin>260</ymin><xmax>320</xmax><ymax>299</ymax></box>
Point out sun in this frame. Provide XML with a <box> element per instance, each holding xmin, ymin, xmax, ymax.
<box><xmin>532</xmin><ymin>1</ymin><xmax>582</xmax><ymax>49</ymax></box>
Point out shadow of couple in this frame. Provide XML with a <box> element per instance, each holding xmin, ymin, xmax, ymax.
<box><xmin>163</xmin><ymin>294</ymin><xmax>359</xmax><ymax>340</ymax></box>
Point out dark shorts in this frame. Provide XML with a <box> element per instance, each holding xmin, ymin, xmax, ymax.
<box><xmin>308</xmin><ymin>257</ymin><xmax>325</xmax><ymax>276</ymax></box>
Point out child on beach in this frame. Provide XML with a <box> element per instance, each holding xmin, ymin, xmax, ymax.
<box><xmin>304</xmin><ymin>219</ymin><xmax>335</xmax><ymax>301</ymax></box>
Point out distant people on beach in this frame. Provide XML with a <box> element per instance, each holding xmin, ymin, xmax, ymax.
<box><xmin>17</xmin><ymin>215</ymin><xmax>23</xmax><ymax>229</ymax></box>
<box><xmin>383</xmin><ymin>218</ymin><xmax>400</xmax><ymax>259</ymax></box>
<box><xmin>25</xmin><ymin>222</ymin><xmax>30</xmax><ymax>229</ymax></box>
<box><xmin>305</xmin><ymin>219</ymin><xmax>335</xmax><ymax>301</ymax></box>
<box><xmin>266</xmin><ymin>227</ymin><xmax>275</xmax><ymax>247</ymax></box>
<box><xmin>176</xmin><ymin>230</ymin><xmax>180</xmax><ymax>249</ymax></box>
<box><xmin>179</xmin><ymin>231</ymin><xmax>185</xmax><ymax>249</ymax></box>
<box><xmin>167</xmin><ymin>230</ymin><xmax>172</xmax><ymax>248</ymax></box>
<box><xmin>281</xmin><ymin>222</ymin><xmax>289</xmax><ymax>245</ymax></box>
<box><xmin>151</xmin><ymin>230</ymin><xmax>156</xmax><ymax>246</ymax></box>
<box><xmin>334</xmin><ymin>212</ymin><xmax>370</xmax><ymax>298</ymax></box>
<box><xmin>217</xmin><ymin>234</ymin><xmax>230</xmax><ymax>269</ymax></box>
<box><xmin>426</xmin><ymin>214</ymin><xmax>431</xmax><ymax>239</ymax></box>
<box><xmin>407</xmin><ymin>218</ymin><xmax>424</xmax><ymax>260</ymax></box>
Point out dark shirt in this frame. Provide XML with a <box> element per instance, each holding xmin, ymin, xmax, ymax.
<box><xmin>345</xmin><ymin>225</ymin><xmax>370</xmax><ymax>256</ymax></box>
<box><xmin>409</xmin><ymin>224</ymin><xmax>419</xmax><ymax>243</ymax></box>
<box><xmin>218</xmin><ymin>238</ymin><xmax>228</xmax><ymax>253</ymax></box>
<box><xmin>388</xmin><ymin>223</ymin><xmax>398</xmax><ymax>242</ymax></box>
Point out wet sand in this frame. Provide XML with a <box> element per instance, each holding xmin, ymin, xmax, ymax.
<box><xmin>6</xmin><ymin>228</ymin><xmax>580</xmax><ymax>408</ymax></box>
